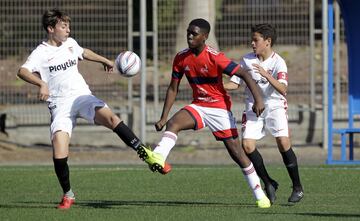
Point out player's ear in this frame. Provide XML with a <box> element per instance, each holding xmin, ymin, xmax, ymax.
<box><xmin>47</xmin><ymin>25</ymin><xmax>54</xmax><ymax>33</ymax></box>
<box><xmin>266</xmin><ymin>38</ymin><xmax>272</xmax><ymax>47</ymax></box>
<box><xmin>204</xmin><ymin>33</ymin><xmax>209</xmax><ymax>41</ymax></box>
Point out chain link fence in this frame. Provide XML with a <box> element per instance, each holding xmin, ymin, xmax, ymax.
<box><xmin>0</xmin><ymin>0</ymin><xmax>349</xmax><ymax>145</ymax></box>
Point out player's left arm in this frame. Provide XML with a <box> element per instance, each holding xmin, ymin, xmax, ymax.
<box><xmin>82</xmin><ymin>48</ymin><xmax>114</xmax><ymax>72</ymax></box>
<box><xmin>252</xmin><ymin>63</ymin><xmax>287</xmax><ymax>96</ymax></box>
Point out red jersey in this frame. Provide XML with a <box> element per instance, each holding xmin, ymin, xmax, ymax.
<box><xmin>172</xmin><ymin>45</ymin><xmax>240</xmax><ymax>110</ymax></box>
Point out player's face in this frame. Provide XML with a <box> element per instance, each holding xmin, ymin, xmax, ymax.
<box><xmin>187</xmin><ymin>25</ymin><xmax>207</xmax><ymax>50</ymax></box>
<box><xmin>50</xmin><ymin>20</ymin><xmax>71</xmax><ymax>43</ymax></box>
<box><xmin>251</xmin><ymin>32</ymin><xmax>270</xmax><ymax>55</ymax></box>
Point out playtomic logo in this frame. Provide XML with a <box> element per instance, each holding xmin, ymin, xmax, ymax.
<box><xmin>49</xmin><ymin>59</ymin><xmax>77</xmax><ymax>72</ymax></box>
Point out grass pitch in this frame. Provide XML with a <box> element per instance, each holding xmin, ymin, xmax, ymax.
<box><xmin>0</xmin><ymin>165</ymin><xmax>360</xmax><ymax>221</ymax></box>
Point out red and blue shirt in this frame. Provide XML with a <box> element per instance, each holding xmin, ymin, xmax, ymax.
<box><xmin>172</xmin><ymin>45</ymin><xmax>239</xmax><ymax>110</ymax></box>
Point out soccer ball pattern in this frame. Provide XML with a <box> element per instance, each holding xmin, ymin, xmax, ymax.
<box><xmin>115</xmin><ymin>51</ymin><xmax>141</xmax><ymax>77</ymax></box>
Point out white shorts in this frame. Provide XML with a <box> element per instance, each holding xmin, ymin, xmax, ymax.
<box><xmin>241</xmin><ymin>103</ymin><xmax>289</xmax><ymax>140</ymax></box>
<box><xmin>48</xmin><ymin>94</ymin><xmax>108</xmax><ymax>140</ymax></box>
<box><xmin>183</xmin><ymin>104</ymin><xmax>238</xmax><ymax>140</ymax></box>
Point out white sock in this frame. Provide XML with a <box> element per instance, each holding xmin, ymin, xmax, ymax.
<box><xmin>153</xmin><ymin>131</ymin><xmax>178</xmax><ymax>160</ymax></box>
<box><xmin>65</xmin><ymin>189</ymin><xmax>75</xmax><ymax>198</ymax></box>
<box><xmin>242</xmin><ymin>163</ymin><xmax>266</xmax><ymax>200</ymax></box>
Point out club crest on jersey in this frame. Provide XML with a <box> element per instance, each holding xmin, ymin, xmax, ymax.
<box><xmin>200</xmin><ymin>65</ymin><xmax>208</xmax><ymax>74</ymax></box>
<box><xmin>68</xmin><ymin>47</ymin><xmax>73</xmax><ymax>53</ymax></box>
<box><xmin>197</xmin><ymin>87</ymin><xmax>208</xmax><ymax>96</ymax></box>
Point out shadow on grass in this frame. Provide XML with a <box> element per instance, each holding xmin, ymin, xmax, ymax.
<box><xmin>0</xmin><ymin>200</ymin><xmax>255</xmax><ymax>209</ymax></box>
<box><xmin>77</xmin><ymin>199</ymin><xmax>255</xmax><ymax>209</ymax></box>
<box><xmin>0</xmin><ymin>202</ymin><xmax>55</xmax><ymax>209</ymax></box>
<box><xmin>257</xmin><ymin>211</ymin><xmax>360</xmax><ymax>219</ymax></box>
<box><xmin>297</xmin><ymin>212</ymin><xmax>360</xmax><ymax>218</ymax></box>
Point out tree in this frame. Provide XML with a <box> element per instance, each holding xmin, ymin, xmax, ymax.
<box><xmin>175</xmin><ymin>0</ymin><xmax>219</xmax><ymax>52</ymax></box>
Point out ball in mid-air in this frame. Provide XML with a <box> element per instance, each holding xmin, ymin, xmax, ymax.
<box><xmin>115</xmin><ymin>51</ymin><xmax>141</xmax><ymax>77</ymax></box>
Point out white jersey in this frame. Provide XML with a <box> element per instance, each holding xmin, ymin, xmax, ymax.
<box><xmin>230</xmin><ymin>52</ymin><xmax>288</xmax><ymax>107</ymax></box>
<box><xmin>21</xmin><ymin>37</ymin><xmax>91</xmax><ymax>101</ymax></box>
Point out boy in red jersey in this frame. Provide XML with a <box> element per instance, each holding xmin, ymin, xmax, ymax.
<box><xmin>149</xmin><ymin>18</ymin><xmax>270</xmax><ymax>208</ymax></box>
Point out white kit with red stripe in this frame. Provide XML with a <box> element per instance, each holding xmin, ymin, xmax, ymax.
<box><xmin>230</xmin><ymin>51</ymin><xmax>288</xmax><ymax>107</ymax></box>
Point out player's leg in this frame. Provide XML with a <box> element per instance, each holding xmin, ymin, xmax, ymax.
<box><xmin>94</xmin><ymin>106</ymin><xmax>143</xmax><ymax>150</ymax></box>
<box><xmin>243</xmin><ymin>139</ymin><xmax>278</xmax><ymax>204</ymax></box>
<box><xmin>152</xmin><ymin>108</ymin><xmax>196</xmax><ymax>173</ymax></box>
<box><xmin>154</xmin><ymin>108</ymin><xmax>196</xmax><ymax>158</ymax></box>
<box><xmin>49</xmin><ymin>100</ymin><xmax>75</xmax><ymax>209</ymax></box>
<box><xmin>242</xmin><ymin>110</ymin><xmax>278</xmax><ymax>203</ymax></box>
<box><xmin>93</xmin><ymin>105</ymin><xmax>169</xmax><ymax>171</ymax></box>
<box><xmin>77</xmin><ymin>94</ymin><xmax>151</xmax><ymax>160</ymax></box>
<box><xmin>204</xmin><ymin>106</ymin><xmax>269</xmax><ymax>208</ymax></box>
<box><xmin>223</xmin><ymin>138</ymin><xmax>270</xmax><ymax>208</ymax></box>
<box><xmin>276</xmin><ymin>136</ymin><xmax>304</xmax><ymax>203</ymax></box>
<box><xmin>267</xmin><ymin>106</ymin><xmax>304</xmax><ymax>203</ymax></box>
<box><xmin>52</xmin><ymin>131</ymin><xmax>75</xmax><ymax>209</ymax></box>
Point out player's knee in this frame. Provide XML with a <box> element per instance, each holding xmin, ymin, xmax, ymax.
<box><xmin>242</xmin><ymin>141</ymin><xmax>255</xmax><ymax>154</ymax></box>
<box><xmin>110</xmin><ymin>114</ymin><xmax>121</xmax><ymax>128</ymax></box>
<box><xmin>242</xmin><ymin>146</ymin><xmax>253</xmax><ymax>154</ymax></box>
<box><xmin>276</xmin><ymin>137</ymin><xmax>291</xmax><ymax>151</ymax></box>
<box><xmin>165</xmin><ymin>118</ymin><xmax>177</xmax><ymax>131</ymax></box>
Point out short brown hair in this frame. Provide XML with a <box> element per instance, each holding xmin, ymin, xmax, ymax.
<box><xmin>42</xmin><ymin>8</ymin><xmax>71</xmax><ymax>32</ymax></box>
<box><xmin>251</xmin><ymin>24</ymin><xmax>277</xmax><ymax>47</ymax></box>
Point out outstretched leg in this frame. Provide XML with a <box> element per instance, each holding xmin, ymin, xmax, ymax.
<box><xmin>94</xmin><ymin>106</ymin><xmax>170</xmax><ymax>172</ymax></box>
<box><xmin>94</xmin><ymin>107</ymin><xmax>143</xmax><ymax>150</ymax></box>
<box><xmin>152</xmin><ymin>109</ymin><xmax>195</xmax><ymax>174</ymax></box>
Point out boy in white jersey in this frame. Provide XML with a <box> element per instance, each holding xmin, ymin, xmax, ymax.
<box><xmin>17</xmin><ymin>8</ymin><xmax>165</xmax><ymax>209</ymax></box>
<box><xmin>224</xmin><ymin>24</ymin><xmax>303</xmax><ymax>204</ymax></box>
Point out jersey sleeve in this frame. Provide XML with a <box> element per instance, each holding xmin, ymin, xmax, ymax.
<box><xmin>21</xmin><ymin>48</ymin><xmax>42</xmax><ymax>74</ymax></box>
<box><xmin>230</xmin><ymin>75</ymin><xmax>241</xmax><ymax>84</ymax></box>
<box><xmin>68</xmin><ymin>38</ymin><xmax>84</xmax><ymax>60</ymax></box>
<box><xmin>229</xmin><ymin>59</ymin><xmax>246</xmax><ymax>85</ymax></box>
<box><xmin>216</xmin><ymin>52</ymin><xmax>240</xmax><ymax>76</ymax></box>
<box><xmin>171</xmin><ymin>53</ymin><xmax>184</xmax><ymax>81</ymax></box>
<box><xmin>276</xmin><ymin>59</ymin><xmax>288</xmax><ymax>86</ymax></box>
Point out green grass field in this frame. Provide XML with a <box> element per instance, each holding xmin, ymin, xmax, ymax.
<box><xmin>1</xmin><ymin>165</ymin><xmax>360</xmax><ymax>221</ymax></box>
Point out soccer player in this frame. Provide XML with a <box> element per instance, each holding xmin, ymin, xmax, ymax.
<box><xmin>224</xmin><ymin>24</ymin><xmax>304</xmax><ymax>204</ymax></box>
<box><xmin>144</xmin><ymin>18</ymin><xmax>271</xmax><ymax>208</ymax></box>
<box><xmin>17</xmin><ymin>8</ymin><xmax>163</xmax><ymax>209</ymax></box>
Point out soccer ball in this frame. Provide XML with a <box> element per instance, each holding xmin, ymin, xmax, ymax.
<box><xmin>115</xmin><ymin>51</ymin><xmax>141</xmax><ymax>77</ymax></box>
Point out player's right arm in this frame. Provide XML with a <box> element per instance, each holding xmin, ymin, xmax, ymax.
<box><xmin>155</xmin><ymin>79</ymin><xmax>180</xmax><ymax>131</ymax></box>
<box><xmin>17</xmin><ymin>68</ymin><xmax>49</xmax><ymax>101</ymax></box>
<box><xmin>234</xmin><ymin>68</ymin><xmax>264</xmax><ymax>117</ymax></box>
<box><xmin>82</xmin><ymin>48</ymin><xmax>114</xmax><ymax>72</ymax></box>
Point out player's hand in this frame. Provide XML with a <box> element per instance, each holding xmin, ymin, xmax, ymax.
<box><xmin>39</xmin><ymin>83</ymin><xmax>50</xmax><ymax>101</ymax></box>
<box><xmin>252</xmin><ymin>64</ymin><xmax>268</xmax><ymax>77</ymax></box>
<box><xmin>252</xmin><ymin>102</ymin><xmax>265</xmax><ymax>117</ymax></box>
<box><xmin>155</xmin><ymin>119</ymin><xmax>166</xmax><ymax>131</ymax></box>
<box><xmin>103</xmin><ymin>60</ymin><xmax>114</xmax><ymax>73</ymax></box>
